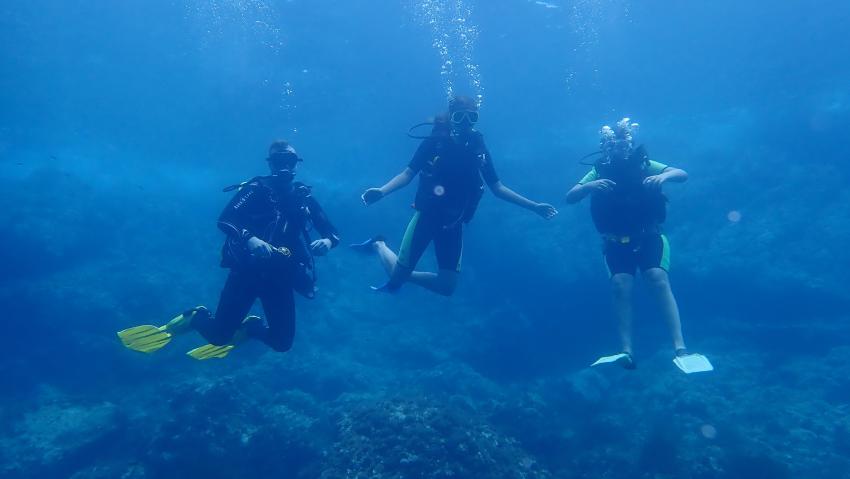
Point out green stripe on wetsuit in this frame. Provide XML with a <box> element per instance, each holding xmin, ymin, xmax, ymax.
<box><xmin>660</xmin><ymin>234</ymin><xmax>671</xmax><ymax>272</ymax></box>
<box><xmin>397</xmin><ymin>212</ymin><xmax>421</xmax><ymax>269</ymax></box>
<box><xmin>396</xmin><ymin>211</ymin><xmax>464</xmax><ymax>272</ymax></box>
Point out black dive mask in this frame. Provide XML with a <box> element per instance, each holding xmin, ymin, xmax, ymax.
<box><xmin>267</xmin><ymin>151</ymin><xmax>300</xmax><ymax>171</ymax></box>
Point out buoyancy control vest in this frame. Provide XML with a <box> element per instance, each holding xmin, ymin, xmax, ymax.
<box><xmin>220</xmin><ymin>177</ymin><xmax>318</xmax><ymax>297</ymax></box>
<box><xmin>413</xmin><ymin>130</ymin><xmax>487</xmax><ymax>226</ymax></box>
<box><xmin>589</xmin><ymin>145</ymin><xmax>667</xmax><ymax>236</ymax></box>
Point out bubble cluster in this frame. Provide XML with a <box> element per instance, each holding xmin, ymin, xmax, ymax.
<box><xmin>414</xmin><ymin>0</ymin><xmax>484</xmax><ymax>104</ymax></box>
<box><xmin>185</xmin><ymin>0</ymin><xmax>283</xmax><ymax>54</ymax></box>
<box><xmin>538</xmin><ymin>0</ymin><xmax>631</xmax><ymax>92</ymax></box>
<box><xmin>184</xmin><ymin>0</ymin><xmax>294</xmax><ymax>115</ymax></box>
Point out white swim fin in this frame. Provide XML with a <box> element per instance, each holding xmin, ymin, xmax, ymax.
<box><xmin>591</xmin><ymin>353</ymin><xmax>630</xmax><ymax>367</ymax></box>
<box><xmin>674</xmin><ymin>353</ymin><xmax>714</xmax><ymax>374</ymax></box>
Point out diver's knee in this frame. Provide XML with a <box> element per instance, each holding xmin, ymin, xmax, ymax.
<box><xmin>391</xmin><ymin>263</ymin><xmax>413</xmax><ymax>282</ymax></box>
<box><xmin>438</xmin><ymin>270</ymin><xmax>459</xmax><ymax>296</ymax></box>
<box><xmin>269</xmin><ymin>338</ymin><xmax>294</xmax><ymax>352</ymax></box>
<box><xmin>610</xmin><ymin>274</ymin><xmax>633</xmax><ymax>297</ymax></box>
<box><xmin>266</xmin><ymin>329</ymin><xmax>294</xmax><ymax>352</ymax></box>
<box><xmin>643</xmin><ymin>268</ymin><xmax>670</xmax><ymax>289</ymax></box>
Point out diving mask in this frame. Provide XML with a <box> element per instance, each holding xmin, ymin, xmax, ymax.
<box><xmin>450</xmin><ymin>110</ymin><xmax>479</xmax><ymax>124</ymax></box>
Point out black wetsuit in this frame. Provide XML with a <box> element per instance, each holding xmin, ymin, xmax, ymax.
<box><xmin>397</xmin><ymin>130</ymin><xmax>499</xmax><ymax>272</ymax></box>
<box><xmin>193</xmin><ymin>177</ymin><xmax>339</xmax><ymax>351</ymax></box>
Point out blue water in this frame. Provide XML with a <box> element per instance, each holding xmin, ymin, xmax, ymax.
<box><xmin>2</xmin><ymin>1</ymin><xmax>849</xmax><ymax>478</ymax></box>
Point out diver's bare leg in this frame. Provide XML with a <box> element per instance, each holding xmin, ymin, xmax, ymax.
<box><xmin>373</xmin><ymin>240</ymin><xmax>399</xmax><ymax>276</ymax></box>
<box><xmin>409</xmin><ymin>270</ymin><xmax>458</xmax><ymax>297</ymax></box>
<box><xmin>643</xmin><ymin>268</ymin><xmax>686</xmax><ymax>351</ymax></box>
<box><xmin>372</xmin><ymin>240</ymin><xmax>415</xmax><ymax>290</ymax></box>
<box><xmin>611</xmin><ymin>273</ymin><xmax>635</xmax><ymax>354</ymax></box>
<box><xmin>373</xmin><ymin>240</ymin><xmax>456</xmax><ymax>295</ymax></box>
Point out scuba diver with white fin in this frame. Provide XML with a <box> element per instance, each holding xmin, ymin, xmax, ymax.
<box><xmin>117</xmin><ymin>141</ymin><xmax>340</xmax><ymax>360</ymax></box>
<box><xmin>566</xmin><ymin>118</ymin><xmax>712</xmax><ymax>374</ymax></box>
<box><xmin>352</xmin><ymin>95</ymin><xmax>557</xmax><ymax>296</ymax></box>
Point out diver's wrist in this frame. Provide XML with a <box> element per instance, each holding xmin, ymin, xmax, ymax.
<box><xmin>240</xmin><ymin>229</ymin><xmax>254</xmax><ymax>242</ymax></box>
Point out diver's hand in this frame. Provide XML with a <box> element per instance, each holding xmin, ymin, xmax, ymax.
<box><xmin>361</xmin><ymin>188</ymin><xmax>384</xmax><ymax>206</ymax></box>
<box><xmin>310</xmin><ymin>238</ymin><xmax>332</xmax><ymax>256</ymax></box>
<box><xmin>585</xmin><ymin>179</ymin><xmax>616</xmax><ymax>193</ymax></box>
<box><xmin>246</xmin><ymin>236</ymin><xmax>274</xmax><ymax>259</ymax></box>
<box><xmin>534</xmin><ymin>202</ymin><xmax>558</xmax><ymax>220</ymax></box>
<box><xmin>643</xmin><ymin>175</ymin><xmax>665</xmax><ymax>190</ymax></box>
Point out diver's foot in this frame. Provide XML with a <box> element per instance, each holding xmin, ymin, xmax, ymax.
<box><xmin>349</xmin><ymin>235</ymin><xmax>386</xmax><ymax>254</ymax></box>
<box><xmin>164</xmin><ymin>306</ymin><xmax>208</xmax><ymax>334</ymax></box>
<box><xmin>617</xmin><ymin>352</ymin><xmax>637</xmax><ymax>370</ymax></box>
<box><xmin>186</xmin><ymin>316</ymin><xmax>261</xmax><ymax>361</ymax></box>
<box><xmin>675</xmin><ymin>347</ymin><xmax>689</xmax><ymax>358</ymax></box>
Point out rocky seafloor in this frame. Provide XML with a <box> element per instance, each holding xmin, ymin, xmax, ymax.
<box><xmin>2</xmin><ymin>316</ymin><xmax>849</xmax><ymax>479</ymax></box>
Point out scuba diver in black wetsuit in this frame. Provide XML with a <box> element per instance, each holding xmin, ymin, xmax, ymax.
<box><xmin>352</xmin><ymin>96</ymin><xmax>557</xmax><ymax>296</ymax></box>
<box><xmin>118</xmin><ymin>141</ymin><xmax>340</xmax><ymax>359</ymax></box>
<box><xmin>566</xmin><ymin>119</ymin><xmax>710</xmax><ymax>373</ymax></box>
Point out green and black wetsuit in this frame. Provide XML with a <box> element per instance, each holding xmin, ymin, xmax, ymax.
<box><xmin>397</xmin><ymin>130</ymin><xmax>499</xmax><ymax>272</ymax></box>
<box><xmin>578</xmin><ymin>152</ymin><xmax>671</xmax><ymax>276</ymax></box>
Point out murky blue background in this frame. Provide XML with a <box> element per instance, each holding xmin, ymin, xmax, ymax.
<box><xmin>1</xmin><ymin>1</ymin><xmax>849</xmax><ymax>478</ymax></box>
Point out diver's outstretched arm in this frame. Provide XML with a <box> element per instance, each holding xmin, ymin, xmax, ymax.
<box><xmin>488</xmin><ymin>181</ymin><xmax>557</xmax><ymax>219</ymax></box>
<box><xmin>565</xmin><ymin>183</ymin><xmax>589</xmax><ymax>204</ymax></box>
<box><xmin>661</xmin><ymin>167</ymin><xmax>688</xmax><ymax>183</ymax></box>
<box><xmin>362</xmin><ymin>168</ymin><xmax>416</xmax><ymax>205</ymax></box>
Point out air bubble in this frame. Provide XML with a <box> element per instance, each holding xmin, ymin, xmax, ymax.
<box><xmin>727</xmin><ymin>210</ymin><xmax>742</xmax><ymax>223</ymax></box>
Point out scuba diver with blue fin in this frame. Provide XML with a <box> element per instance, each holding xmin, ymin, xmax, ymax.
<box><xmin>566</xmin><ymin>119</ymin><xmax>712</xmax><ymax>374</ymax></box>
<box><xmin>117</xmin><ymin>141</ymin><xmax>340</xmax><ymax>360</ymax></box>
<box><xmin>352</xmin><ymin>95</ymin><xmax>557</xmax><ymax>296</ymax></box>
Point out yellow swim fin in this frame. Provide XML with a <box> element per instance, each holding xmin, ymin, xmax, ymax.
<box><xmin>186</xmin><ymin>343</ymin><xmax>235</xmax><ymax>360</ymax></box>
<box><xmin>117</xmin><ymin>306</ymin><xmax>207</xmax><ymax>354</ymax></box>
<box><xmin>185</xmin><ymin>315</ymin><xmax>261</xmax><ymax>361</ymax></box>
<box><xmin>117</xmin><ymin>325</ymin><xmax>172</xmax><ymax>353</ymax></box>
